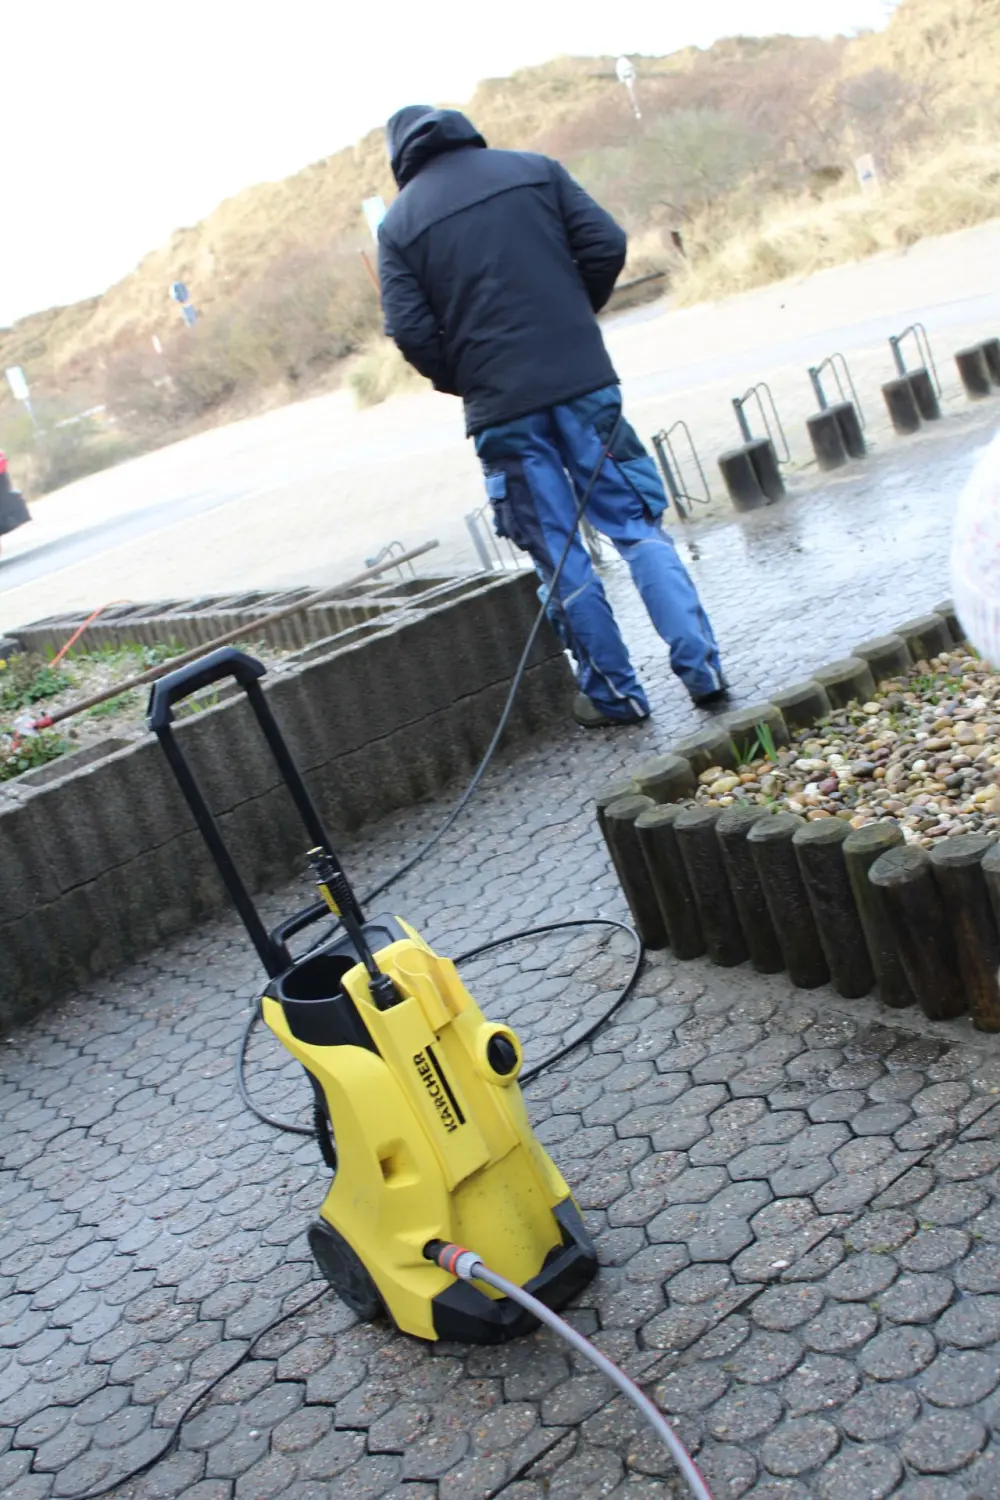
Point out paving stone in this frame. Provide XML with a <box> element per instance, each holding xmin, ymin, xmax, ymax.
<box><xmin>824</xmin><ymin>1253</ymin><xmax>897</xmax><ymax>1302</ymax></box>
<box><xmin>936</xmin><ymin>1294</ymin><xmax>1000</xmax><ymax>1348</ymax></box>
<box><xmin>877</xmin><ymin>1271</ymin><xmax>954</xmax><ymax>1324</ymax></box>
<box><xmin>840</xmin><ymin>1383</ymin><xmax>919</xmax><ymax>1440</ymax></box>
<box><xmin>843</xmin><ymin>1210</ymin><xmax>916</xmax><ymax>1254</ymax></box>
<box><xmin>956</xmin><ymin>1240</ymin><xmax>1000</xmax><ymax>1293</ymax></box>
<box><xmin>900</xmin><ymin>1408</ymin><xmax>988</xmax><ymax>1474</ymax></box>
<box><xmin>852</xmin><ymin>1103</ymin><xmax>912</xmax><ymax>1135</ymax></box>
<box><xmin>291</xmin><ymin>1427</ymin><xmax>367</xmax><ymax>1480</ymax></box>
<box><xmin>898</xmin><ymin>1227</ymin><xmax>969</xmax><ymax>1272</ymax></box>
<box><xmin>802</xmin><ymin>1304</ymin><xmax>877</xmax><ymax>1355</ymax></box>
<box><xmin>760</xmin><ymin>1417</ymin><xmax>839</xmax><ymax>1476</ymax></box>
<box><xmin>813</xmin><ymin>1443</ymin><xmax>902</xmax><ymax>1500</ymax></box>
<box><xmin>234</xmin><ymin>1452</ymin><xmax>298</xmax><ymax>1498</ymax></box>
<box><xmin>704</xmin><ymin>1389</ymin><xmax>783</xmax><ymax>1443</ymax></box>
<box><xmin>694</xmin><ymin>1441</ymin><xmax>757</xmax><ymax>1499</ymax></box>
<box><xmin>858</xmin><ymin>1326</ymin><xmax>938</xmax><ymax>1380</ymax></box>
<box><xmin>779</xmin><ymin>1355</ymin><xmax>859</xmax><ymax>1416</ymax></box>
<box><xmin>918</xmin><ymin>1348</ymin><xmax>1000</xmax><ymax>1408</ymax></box>
<box><xmin>653</xmin><ymin>1365</ymin><xmax>729</xmax><ymax>1415</ymax></box>
<box><xmin>750</xmin><ymin>1286</ymin><xmax>823</xmax><ymax>1332</ymax></box>
<box><xmin>917</xmin><ymin>1183</ymin><xmax>989</xmax><ymax>1226</ymax></box>
<box><xmin>726</xmin><ymin>1332</ymin><xmax>803</xmax><ymax>1385</ymax></box>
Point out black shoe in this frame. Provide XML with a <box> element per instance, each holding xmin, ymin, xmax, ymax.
<box><xmin>573</xmin><ymin>693</ymin><xmax>649</xmax><ymax>729</ymax></box>
<box><xmin>690</xmin><ymin>680</ymin><xmax>730</xmax><ymax>710</ymax></box>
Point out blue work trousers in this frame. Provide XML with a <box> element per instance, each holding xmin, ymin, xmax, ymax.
<box><xmin>475</xmin><ymin>385</ymin><xmax>723</xmax><ymax>720</ymax></box>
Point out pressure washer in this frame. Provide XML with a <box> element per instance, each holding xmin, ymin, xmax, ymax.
<box><xmin>149</xmin><ymin>646</ymin><xmax>599</xmax><ymax>1344</ymax></box>
<box><xmin>146</xmin><ymin>643</ymin><xmax>713</xmax><ymax>1499</ymax></box>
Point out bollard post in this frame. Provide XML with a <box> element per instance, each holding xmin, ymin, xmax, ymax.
<box><xmin>748</xmin><ymin>813</ymin><xmax>829</xmax><ymax>989</ymax></box>
<box><xmin>882</xmin><ymin>377</ymin><xmax>921</xmax><ymax>435</ymax></box>
<box><xmin>843</xmin><ymin>823</ymin><xmax>916</xmax><ymax>1010</ymax></box>
<box><xmin>981</xmin><ymin>337</ymin><xmax>1000</xmax><ymax>386</ymax></box>
<box><xmin>930</xmin><ymin>836</ymin><xmax>1000</xmax><ymax>1033</ymax></box>
<box><xmin>674</xmin><ymin>806</ymin><xmax>750</xmax><ymax>967</ymax></box>
<box><xmin>955</xmin><ymin>346</ymin><xmax>992</xmax><ymax>400</ymax></box>
<box><xmin>747</xmin><ymin>437</ymin><xmax>785</xmax><ymax>503</ymax></box>
<box><xmin>868</xmin><ymin>846</ymin><xmax>966</xmax><ymax>1020</ymax></box>
<box><xmin>807</xmin><ymin>410</ymin><xmax>849</xmax><ymax>471</ymax></box>
<box><xmin>718</xmin><ymin>447</ymin><xmax>767</xmax><ymax>512</ymax></box>
<box><xmin>794</xmin><ymin>820</ymin><xmax>875</xmax><ymax>999</ymax></box>
<box><xmin>603</xmin><ymin>794</ymin><xmax>670</xmax><ymax>949</ymax></box>
<box><xmin>716</xmin><ymin>807</ymin><xmax>784</xmax><ymax>974</ymax></box>
<box><xmin>832</xmin><ymin>401</ymin><xmax>866</xmax><ymax>459</ymax></box>
<box><xmin>636</xmin><ymin>806</ymin><xmax>706</xmax><ymax>960</ymax></box>
<box><xmin>908</xmin><ymin>368</ymin><xmax>941</xmax><ymax>421</ymax></box>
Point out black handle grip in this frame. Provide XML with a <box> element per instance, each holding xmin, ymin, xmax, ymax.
<box><xmin>148</xmin><ymin>647</ymin><xmax>266</xmax><ymax>730</ymax></box>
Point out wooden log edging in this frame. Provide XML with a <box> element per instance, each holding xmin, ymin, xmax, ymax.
<box><xmin>596</xmin><ymin>603</ymin><xmax>1000</xmax><ymax>1032</ymax></box>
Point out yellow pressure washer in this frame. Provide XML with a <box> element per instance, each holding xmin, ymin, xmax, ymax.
<box><xmin>148</xmin><ymin>646</ymin><xmax>598</xmax><ymax>1344</ymax></box>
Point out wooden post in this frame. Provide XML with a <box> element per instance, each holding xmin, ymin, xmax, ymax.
<box><xmin>748</xmin><ymin>813</ymin><xmax>829</xmax><ymax>989</ymax></box>
<box><xmin>868</xmin><ymin>846</ymin><xmax>967</xmax><ymax>1020</ymax></box>
<box><xmin>604</xmin><ymin>794</ymin><xmax>670</xmax><ymax>949</ymax></box>
<box><xmin>636</xmin><ymin>806</ymin><xmax>706</xmax><ymax>960</ymax></box>
<box><xmin>930</xmin><ymin>836</ymin><xmax>1000</xmax><ymax>1032</ymax></box>
<box><xmin>716</xmin><ymin>806</ymin><xmax>783</xmax><ymax>974</ymax></box>
<box><xmin>674</xmin><ymin>806</ymin><xmax>749</xmax><ymax>968</ymax></box>
<box><xmin>770</xmin><ymin>680</ymin><xmax>832</xmax><ymax>734</ymax></box>
<box><xmin>843</xmin><ymin>823</ymin><xmax>916</xmax><ymax>1010</ymax></box>
<box><xmin>634</xmin><ymin>754</ymin><xmax>696</xmax><ymax>805</ymax></box>
<box><xmin>853</xmin><ymin>634</ymin><xmax>913</xmax><ymax>684</ymax></box>
<box><xmin>794</xmin><ymin>819</ymin><xmax>875</xmax><ymax>999</ymax></box>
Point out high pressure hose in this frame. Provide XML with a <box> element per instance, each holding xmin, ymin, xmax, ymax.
<box><xmin>426</xmin><ymin>1242</ymin><xmax>715</xmax><ymax>1500</ymax></box>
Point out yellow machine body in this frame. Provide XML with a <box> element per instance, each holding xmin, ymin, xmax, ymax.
<box><xmin>262</xmin><ymin>919</ymin><xmax>594</xmax><ymax>1342</ymax></box>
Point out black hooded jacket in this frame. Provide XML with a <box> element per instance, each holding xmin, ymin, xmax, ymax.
<box><xmin>378</xmin><ymin>107</ymin><xmax>627</xmax><ymax>435</ymax></box>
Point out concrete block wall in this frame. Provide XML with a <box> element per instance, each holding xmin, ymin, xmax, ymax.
<box><xmin>0</xmin><ymin>572</ymin><xmax>572</xmax><ymax>1030</ymax></box>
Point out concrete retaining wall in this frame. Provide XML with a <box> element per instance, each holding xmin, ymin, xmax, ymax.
<box><xmin>1</xmin><ymin>571</ymin><xmax>572</xmax><ymax>1030</ymax></box>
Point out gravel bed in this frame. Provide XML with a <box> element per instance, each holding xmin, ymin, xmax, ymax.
<box><xmin>694</xmin><ymin>648</ymin><xmax>1000</xmax><ymax>847</ymax></box>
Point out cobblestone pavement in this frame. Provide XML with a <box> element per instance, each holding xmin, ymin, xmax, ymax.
<box><xmin>4</xmin><ymin>418</ymin><xmax>1000</xmax><ymax>1500</ymax></box>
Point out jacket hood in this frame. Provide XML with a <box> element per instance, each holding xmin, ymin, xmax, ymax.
<box><xmin>386</xmin><ymin>107</ymin><xmax>486</xmax><ymax>187</ymax></box>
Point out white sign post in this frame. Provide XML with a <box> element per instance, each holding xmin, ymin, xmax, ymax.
<box><xmin>616</xmin><ymin>56</ymin><xmax>641</xmax><ymax>120</ymax></box>
<box><xmin>855</xmin><ymin>153</ymin><xmax>879</xmax><ymax>195</ymax></box>
<box><xmin>5</xmin><ymin>365</ymin><xmax>38</xmax><ymax>431</ymax></box>
<box><xmin>361</xmin><ymin>196</ymin><xmax>388</xmax><ymax>243</ymax></box>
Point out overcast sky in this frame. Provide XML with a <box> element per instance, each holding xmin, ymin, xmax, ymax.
<box><xmin>1</xmin><ymin>0</ymin><xmax>894</xmax><ymax>327</ymax></box>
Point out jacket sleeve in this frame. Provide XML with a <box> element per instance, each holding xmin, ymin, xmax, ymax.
<box><xmin>552</xmin><ymin>162</ymin><xmax>628</xmax><ymax>313</ymax></box>
<box><xmin>378</xmin><ymin>231</ymin><xmax>457</xmax><ymax>393</ymax></box>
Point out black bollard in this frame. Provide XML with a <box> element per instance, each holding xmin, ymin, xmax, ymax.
<box><xmin>853</xmin><ymin>634</ymin><xmax>913</xmax><ymax>685</ymax></box>
<box><xmin>634</xmin><ymin>753</ymin><xmax>697</xmax><ymax>805</ymax></box>
<box><xmin>636</xmin><ymin>806</ymin><xmax>706</xmax><ymax>961</ymax></box>
<box><xmin>807</xmin><ymin>410</ymin><xmax>849</xmax><ymax>471</ymax></box>
<box><xmin>748</xmin><ymin>813</ymin><xmax>829</xmax><ymax>989</ymax></box>
<box><xmin>604</xmin><ymin>794</ymin><xmax>669</xmax><ymax>949</ymax></box>
<box><xmin>895</xmin><ymin>614</ymin><xmax>953</xmax><ymax>663</ymax></box>
<box><xmin>882</xmin><ymin>377</ymin><xmax>921</xmax><ymax>435</ymax></box>
<box><xmin>718</xmin><ymin>447</ymin><xmax>767</xmax><ymax>512</ymax></box>
<box><xmin>868</xmin><ymin>846</ymin><xmax>966</xmax><ymax>1021</ymax></box>
<box><xmin>908</xmin><ymin>368</ymin><xmax>941</xmax><ymax>421</ymax></box>
<box><xmin>596</xmin><ymin>778</ymin><xmax>640</xmax><ymax>840</ymax></box>
<box><xmin>771</xmin><ymin>680</ymin><xmax>832</xmax><ymax>735</ymax></box>
<box><xmin>748</xmin><ymin>437</ymin><xmax>786</xmax><ymax>503</ymax></box>
<box><xmin>956</xmin><ymin>346</ymin><xmax>992</xmax><ymax>401</ymax></box>
<box><xmin>674</xmin><ymin>806</ymin><xmax>749</xmax><ymax>968</ymax></box>
<box><xmin>843</xmin><ymin>823</ymin><xmax>916</xmax><ymax>1010</ymax></box>
<box><xmin>930</xmin><ymin>836</ymin><xmax>1000</xmax><ymax>1033</ymax></box>
<box><xmin>723</xmin><ymin>702</ymin><xmax>790</xmax><ymax>755</ymax></box>
<box><xmin>812</xmin><ymin>657</ymin><xmax>877</xmax><ymax>710</ymax></box>
<box><xmin>981</xmin><ymin>337</ymin><xmax>1000</xmax><ymax>387</ymax></box>
<box><xmin>674</xmin><ymin>726</ymin><xmax>740</xmax><ymax>778</ymax></box>
<box><xmin>716</xmin><ymin>807</ymin><xmax>784</xmax><ymax>974</ymax></box>
<box><xmin>793</xmin><ymin>820</ymin><xmax>875</xmax><ymax>999</ymax></box>
<box><xmin>831</xmin><ymin>400</ymin><xmax>867</xmax><ymax>459</ymax></box>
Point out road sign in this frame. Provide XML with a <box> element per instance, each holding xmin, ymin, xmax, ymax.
<box><xmin>362</xmin><ymin>196</ymin><xmax>388</xmax><ymax>243</ymax></box>
<box><xmin>855</xmin><ymin>153</ymin><xmax>879</xmax><ymax>193</ymax></box>
<box><xmin>5</xmin><ymin>366</ymin><xmax>29</xmax><ymax>402</ymax></box>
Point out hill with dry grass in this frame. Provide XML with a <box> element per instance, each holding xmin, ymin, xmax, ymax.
<box><xmin>2</xmin><ymin>0</ymin><xmax>998</xmax><ymax>492</ymax></box>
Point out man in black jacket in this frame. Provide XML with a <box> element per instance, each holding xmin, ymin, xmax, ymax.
<box><xmin>379</xmin><ymin>106</ymin><xmax>725</xmax><ymax>724</ymax></box>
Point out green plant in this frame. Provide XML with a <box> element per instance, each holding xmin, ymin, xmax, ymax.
<box><xmin>0</xmin><ymin>655</ymin><xmax>71</xmax><ymax>713</ymax></box>
<box><xmin>734</xmin><ymin>721</ymin><xmax>781</xmax><ymax>768</ymax></box>
<box><xmin>0</xmin><ymin>731</ymin><xmax>71</xmax><ymax>781</ymax></box>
